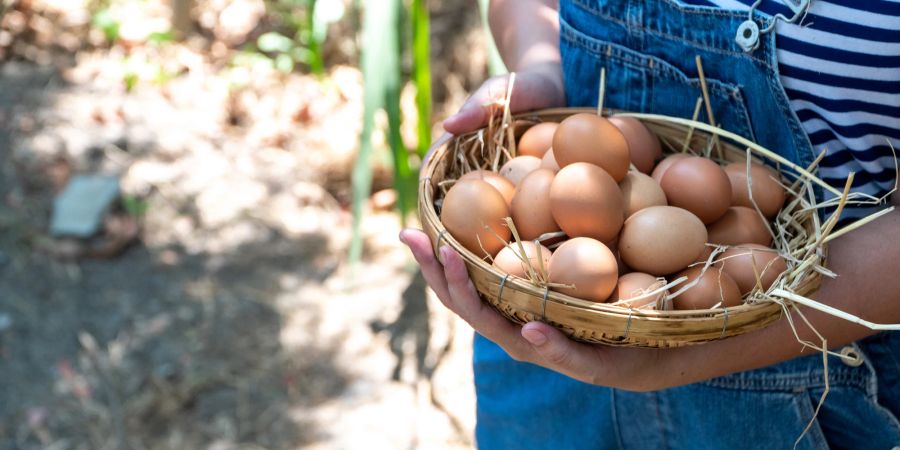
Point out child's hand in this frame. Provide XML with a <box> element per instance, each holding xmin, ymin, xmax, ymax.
<box><xmin>442</xmin><ymin>63</ymin><xmax>565</xmax><ymax>136</ymax></box>
<box><xmin>398</xmin><ymin>227</ymin><xmax>668</xmax><ymax>392</ymax></box>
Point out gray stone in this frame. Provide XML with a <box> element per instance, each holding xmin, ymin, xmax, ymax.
<box><xmin>50</xmin><ymin>175</ymin><xmax>120</xmax><ymax>237</ymax></box>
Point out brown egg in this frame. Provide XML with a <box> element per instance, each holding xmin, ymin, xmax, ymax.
<box><xmin>620</xmin><ymin>172</ymin><xmax>668</xmax><ymax>218</ymax></box>
<box><xmin>619</xmin><ymin>206</ymin><xmax>707</xmax><ymax>276</ymax></box>
<box><xmin>548</xmin><ymin>237</ymin><xmax>618</xmax><ymax>302</ymax></box>
<box><xmin>541</xmin><ymin>148</ymin><xmax>560</xmax><ymax>172</ymax></box>
<box><xmin>609</xmin><ymin>116</ymin><xmax>662</xmax><ymax>174</ymax></box>
<box><xmin>651</xmin><ymin>154</ymin><xmax>689</xmax><ymax>183</ymax></box>
<box><xmin>610</xmin><ymin>272</ymin><xmax>667</xmax><ymax>308</ymax></box>
<box><xmin>716</xmin><ymin>244</ymin><xmax>787</xmax><ymax>294</ymax></box>
<box><xmin>518</xmin><ymin>122</ymin><xmax>557</xmax><ymax>158</ymax></box>
<box><xmin>552</xmin><ymin>113</ymin><xmax>630</xmax><ymax>182</ymax></box>
<box><xmin>707</xmin><ymin>206</ymin><xmax>772</xmax><ymax>246</ymax></box>
<box><xmin>511</xmin><ymin>169</ymin><xmax>561</xmax><ymax>240</ymax></box>
<box><xmin>604</xmin><ymin>237</ymin><xmax>630</xmax><ymax>275</ymax></box>
<box><xmin>693</xmin><ymin>245</ymin><xmax>716</xmax><ymax>264</ymax></box>
<box><xmin>671</xmin><ymin>266</ymin><xmax>742</xmax><ymax>310</ymax></box>
<box><xmin>493</xmin><ymin>241</ymin><xmax>552</xmax><ymax>279</ymax></box>
<box><xmin>724</xmin><ymin>162</ymin><xmax>787</xmax><ymax>219</ymax></box>
<box><xmin>549</xmin><ymin>162</ymin><xmax>624</xmax><ymax>242</ymax></box>
<box><xmin>499</xmin><ymin>156</ymin><xmax>542</xmax><ymax>185</ymax></box>
<box><xmin>440</xmin><ymin>179</ymin><xmax>511</xmax><ymax>259</ymax></box>
<box><xmin>660</xmin><ymin>156</ymin><xmax>732</xmax><ymax>224</ymax></box>
<box><xmin>459</xmin><ymin>170</ymin><xmax>516</xmax><ymax>206</ymax></box>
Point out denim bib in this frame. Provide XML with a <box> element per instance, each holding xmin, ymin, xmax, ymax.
<box><xmin>473</xmin><ymin>1</ymin><xmax>900</xmax><ymax>449</ymax></box>
<box><xmin>559</xmin><ymin>0</ymin><xmax>815</xmax><ymax>169</ymax></box>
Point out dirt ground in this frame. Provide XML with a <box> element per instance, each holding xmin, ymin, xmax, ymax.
<box><xmin>0</xmin><ymin>1</ymin><xmax>489</xmax><ymax>449</ymax></box>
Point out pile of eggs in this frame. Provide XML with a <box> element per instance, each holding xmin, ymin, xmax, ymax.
<box><xmin>439</xmin><ymin>113</ymin><xmax>789</xmax><ymax>310</ymax></box>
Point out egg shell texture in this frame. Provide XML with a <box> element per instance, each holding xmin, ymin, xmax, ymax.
<box><xmin>611</xmin><ymin>272</ymin><xmax>667</xmax><ymax>308</ymax></box>
<box><xmin>660</xmin><ymin>156</ymin><xmax>732</xmax><ymax>224</ymax></box>
<box><xmin>500</xmin><ymin>156</ymin><xmax>542</xmax><ymax>186</ymax></box>
<box><xmin>459</xmin><ymin>169</ymin><xmax>516</xmax><ymax>206</ymax></box>
<box><xmin>549</xmin><ymin>162</ymin><xmax>624</xmax><ymax>242</ymax></box>
<box><xmin>707</xmin><ymin>206</ymin><xmax>773</xmax><ymax>247</ymax></box>
<box><xmin>541</xmin><ymin>148</ymin><xmax>560</xmax><ymax>172</ymax></box>
<box><xmin>552</xmin><ymin>113</ymin><xmax>630</xmax><ymax>182</ymax></box>
<box><xmin>651</xmin><ymin>154</ymin><xmax>689</xmax><ymax>184</ymax></box>
<box><xmin>440</xmin><ymin>179</ymin><xmax>511</xmax><ymax>258</ymax></box>
<box><xmin>493</xmin><ymin>241</ymin><xmax>552</xmax><ymax>279</ymax></box>
<box><xmin>672</xmin><ymin>266</ymin><xmax>742</xmax><ymax>310</ymax></box>
<box><xmin>724</xmin><ymin>162</ymin><xmax>786</xmax><ymax>219</ymax></box>
<box><xmin>619</xmin><ymin>206</ymin><xmax>707</xmax><ymax>276</ymax></box>
<box><xmin>609</xmin><ymin>116</ymin><xmax>662</xmax><ymax>174</ymax></box>
<box><xmin>518</xmin><ymin>122</ymin><xmax>557</xmax><ymax>158</ymax></box>
<box><xmin>511</xmin><ymin>169</ymin><xmax>561</xmax><ymax>240</ymax></box>
<box><xmin>549</xmin><ymin>237</ymin><xmax>618</xmax><ymax>302</ymax></box>
<box><xmin>620</xmin><ymin>172</ymin><xmax>668</xmax><ymax>218</ymax></box>
<box><xmin>716</xmin><ymin>244</ymin><xmax>787</xmax><ymax>294</ymax></box>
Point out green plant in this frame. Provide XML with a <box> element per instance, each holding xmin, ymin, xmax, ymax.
<box><xmin>349</xmin><ymin>0</ymin><xmax>433</xmax><ymax>265</ymax></box>
<box><xmin>121</xmin><ymin>195</ymin><xmax>149</xmax><ymax>218</ymax></box>
<box><xmin>92</xmin><ymin>8</ymin><xmax>121</xmax><ymax>43</ymax></box>
<box><xmin>261</xmin><ymin>0</ymin><xmax>344</xmax><ymax>75</ymax></box>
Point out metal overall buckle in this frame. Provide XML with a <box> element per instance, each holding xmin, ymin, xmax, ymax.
<box><xmin>736</xmin><ymin>0</ymin><xmax>811</xmax><ymax>53</ymax></box>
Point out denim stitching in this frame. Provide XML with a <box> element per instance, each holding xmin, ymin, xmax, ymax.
<box><xmin>567</xmin><ymin>0</ymin><xmax>773</xmax><ymax>68</ymax></box>
<box><xmin>561</xmin><ymin>24</ymin><xmax>755</xmax><ymax>140</ymax></box>
<box><xmin>574</xmin><ymin>0</ymin><xmax>752</xmax><ymax>19</ymax></box>
<box><xmin>701</xmin><ymin>368</ymin><xmax>870</xmax><ymax>392</ymax></box>
<box><xmin>562</xmin><ymin>23</ymin><xmax>746</xmax><ymax>97</ymax></box>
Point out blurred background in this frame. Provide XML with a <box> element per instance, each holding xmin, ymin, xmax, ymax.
<box><xmin>0</xmin><ymin>0</ymin><xmax>502</xmax><ymax>448</ymax></box>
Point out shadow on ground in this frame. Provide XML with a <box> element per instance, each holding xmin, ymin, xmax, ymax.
<box><xmin>0</xmin><ymin>60</ymin><xmax>356</xmax><ymax>448</ymax></box>
<box><xmin>0</xmin><ymin>226</ymin><xmax>352</xmax><ymax>449</ymax></box>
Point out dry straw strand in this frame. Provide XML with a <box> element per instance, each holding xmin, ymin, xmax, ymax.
<box><xmin>694</xmin><ymin>55</ymin><xmax>722</xmax><ymax>159</ymax></box>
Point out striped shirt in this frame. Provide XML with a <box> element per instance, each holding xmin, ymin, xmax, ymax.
<box><xmin>683</xmin><ymin>0</ymin><xmax>900</xmax><ymax>223</ymax></box>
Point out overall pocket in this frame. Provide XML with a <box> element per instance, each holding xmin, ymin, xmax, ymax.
<box><xmin>560</xmin><ymin>15</ymin><xmax>756</xmax><ymax>142</ymax></box>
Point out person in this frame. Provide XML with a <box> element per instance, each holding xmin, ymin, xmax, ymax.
<box><xmin>400</xmin><ymin>1</ymin><xmax>900</xmax><ymax>448</ymax></box>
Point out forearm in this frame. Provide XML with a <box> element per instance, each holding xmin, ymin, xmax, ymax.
<box><xmin>488</xmin><ymin>0</ymin><xmax>560</xmax><ymax>72</ymax></box>
<box><xmin>660</xmin><ymin>207</ymin><xmax>900</xmax><ymax>389</ymax></box>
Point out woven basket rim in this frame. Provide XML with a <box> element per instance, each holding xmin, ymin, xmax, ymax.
<box><xmin>419</xmin><ymin>107</ymin><xmax>824</xmax><ymax>345</ymax></box>
<box><xmin>422</xmin><ymin>168</ymin><xmax>780</xmax><ymax>321</ymax></box>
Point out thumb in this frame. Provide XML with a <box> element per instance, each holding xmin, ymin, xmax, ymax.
<box><xmin>521</xmin><ymin>321</ymin><xmax>606</xmax><ymax>385</ymax></box>
<box><xmin>442</xmin><ymin>75</ymin><xmax>510</xmax><ymax>135</ymax></box>
<box><xmin>521</xmin><ymin>322</ymin><xmax>576</xmax><ymax>367</ymax></box>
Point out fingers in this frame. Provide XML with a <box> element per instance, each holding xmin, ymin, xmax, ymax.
<box><xmin>443</xmin><ymin>64</ymin><xmax>565</xmax><ymax>135</ymax></box>
<box><xmin>443</xmin><ymin>75</ymin><xmax>509</xmax><ymax>135</ymax></box>
<box><xmin>399</xmin><ymin>229</ymin><xmax>451</xmax><ymax>302</ymax></box>
<box><xmin>400</xmin><ymin>228</ymin><xmax>613</xmax><ymax>380</ymax></box>
<box><xmin>439</xmin><ymin>245</ymin><xmax>538</xmax><ymax>360</ymax></box>
<box><xmin>520</xmin><ymin>321</ymin><xmax>611</xmax><ymax>386</ymax></box>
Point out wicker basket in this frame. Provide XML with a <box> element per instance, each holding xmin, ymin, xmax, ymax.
<box><xmin>419</xmin><ymin>108</ymin><xmax>826</xmax><ymax>348</ymax></box>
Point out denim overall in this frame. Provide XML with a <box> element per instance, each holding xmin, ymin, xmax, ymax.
<box><xmin>473</xmin><ymin>1</ymin><xmax>900</xmax><ymax>449</ymax></box>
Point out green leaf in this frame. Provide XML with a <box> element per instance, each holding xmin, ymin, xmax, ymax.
<box><xmin>411</xmin><ymin>0</ymin><xmax>432</xmax><ymax>158</ymax></box>
<box><xmin>305</xmin><ymin>0</ymin><xmax>325</xmax><ymax>76</ymax></box>
<box><xmin>123</xmin><ymin>72</ymin><xmax>139</xmax><ymax>92</ymax></box>
<box><xmin>122</xmin><ymin>195</ymin><xmax>148</xmax><ymax>217</ymax></box>
<box><xmin>257</xmin><ymin>32</ymin><xmax>294</xmax><ymax>53</ymax></box>
<box><xmin>148</xmin><ymin>30</ymin><xmax>175</xmax><ymax>45</ymax></box>
<box><xmin>92</xmin><ymin>9</ymin><xmax>120</xmax><ymax>43</ymax></box>
<box><xmin>350</xmin><ymin>0</ymin><xmax>410</xmax><ymax>266</ymax></box>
